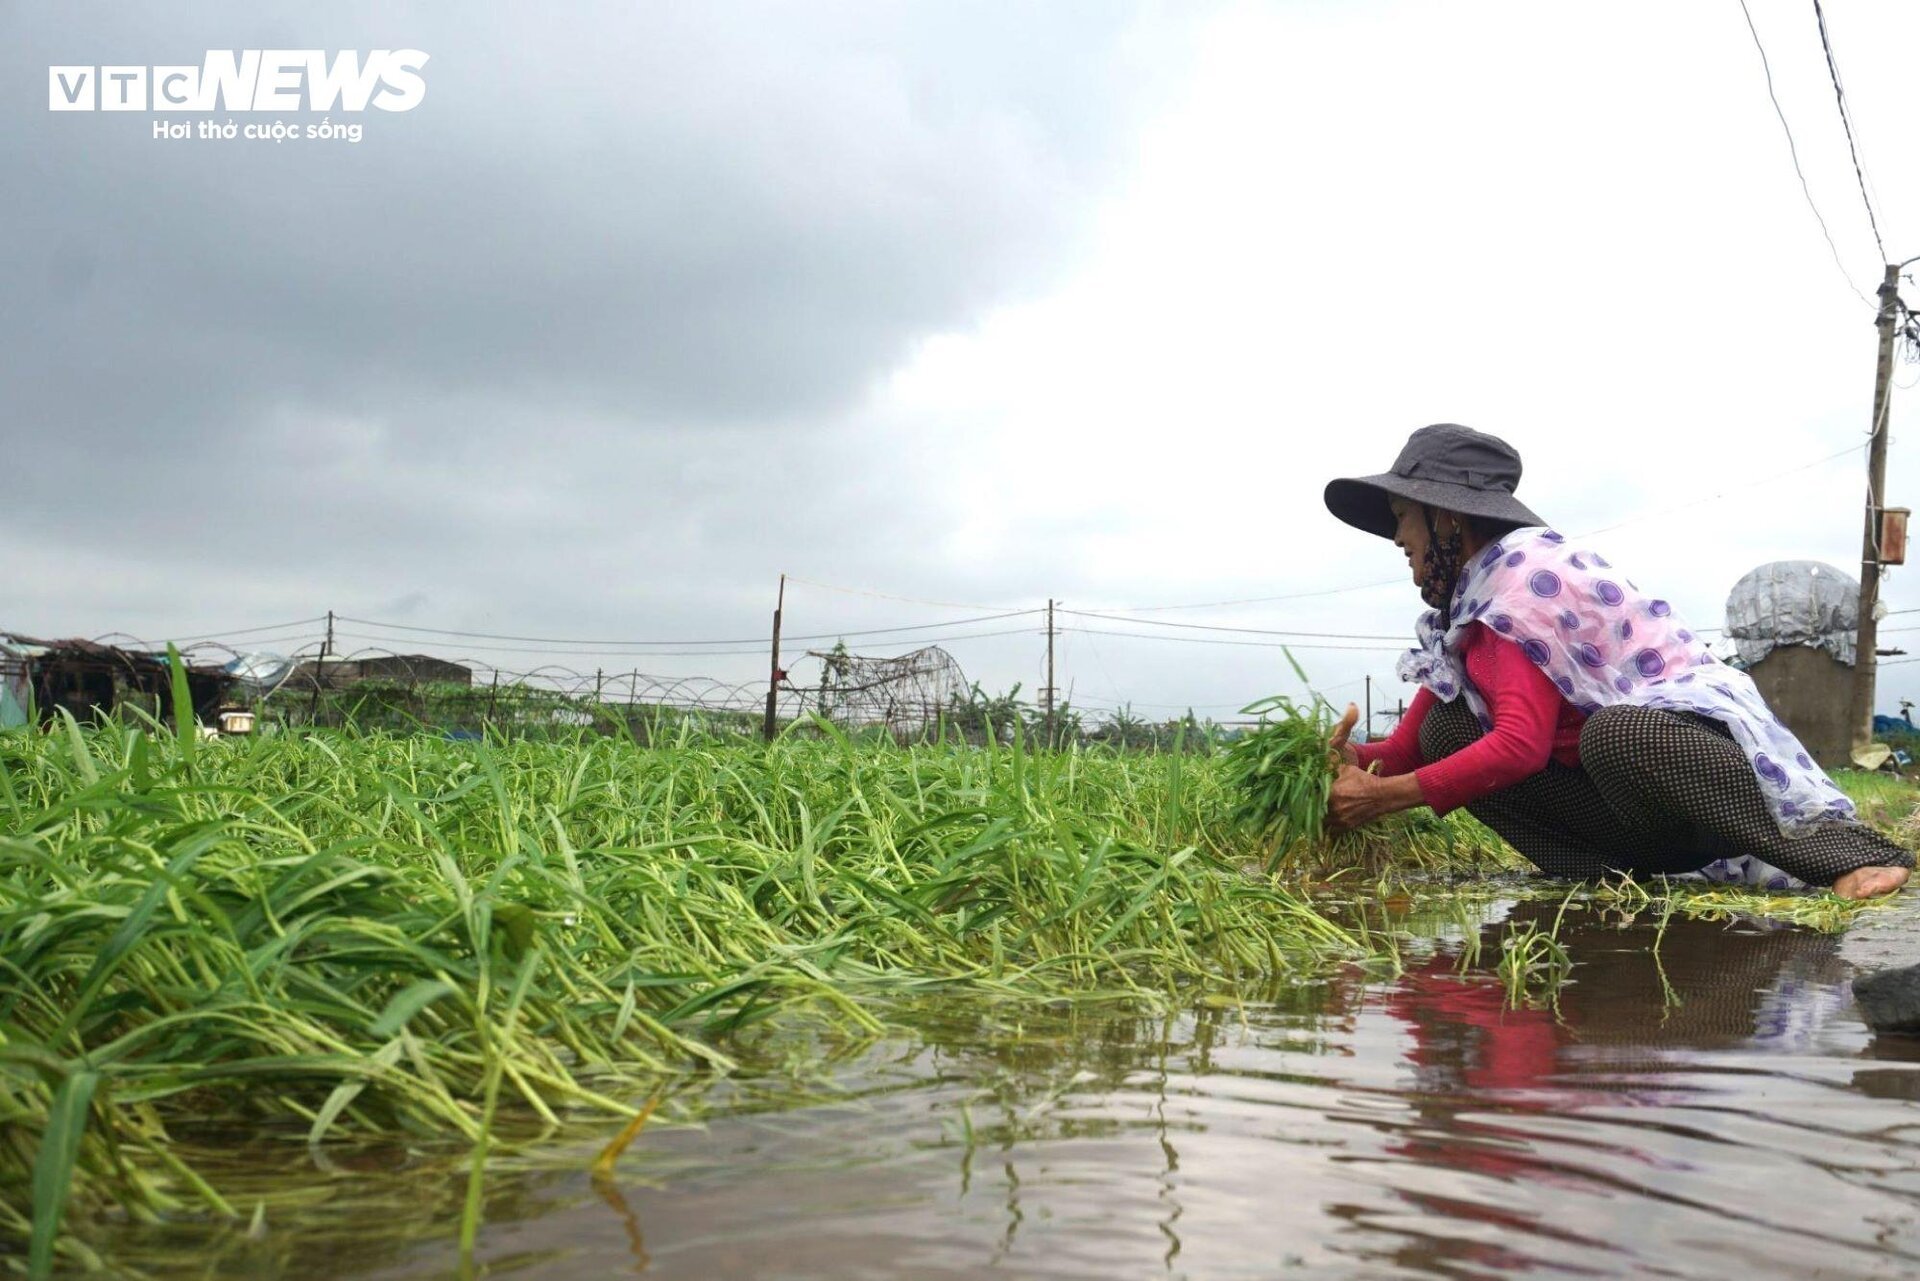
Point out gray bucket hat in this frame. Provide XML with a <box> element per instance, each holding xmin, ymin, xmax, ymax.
<box><xmin>1324</xmin><ymin>423</ymin><xmax>1545</xmax><ymax>540</ymax></box>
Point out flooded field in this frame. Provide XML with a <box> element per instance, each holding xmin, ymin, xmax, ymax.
<box><xmin>76</xmin><ymin>886</ymin><xmax>1920</xmax><ymax>1279</ymax></box>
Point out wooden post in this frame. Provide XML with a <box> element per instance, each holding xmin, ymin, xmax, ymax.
<box><xmin>763</xmin><ymin>573</ymin><xmax>786</xmax><ymax>742</ymax></box>
<box><xmin>1365</xmin><ymin>675</ymin><xmax>1372</xmax><ymax>741</ymax></box>
<box><xmin>1043</xmin><ymin>599</ymin><xmax>1057</xmax><ymax>748</ymax></box>
<box><xmin>1849</xmin><ymin>263</ymin><xmax>1903</xmax><ymax>750</ymax></box>
<box><xmin>304</xmin><ymin>611</ymin><xmax>335</xmax><ymax>729</ymax></box>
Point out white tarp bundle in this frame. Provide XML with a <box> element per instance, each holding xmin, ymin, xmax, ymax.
<box><xmin>1724</xmin><ymin>560</ymin><xmax>1861</xmax><ymax>668</ymax></box>
<box><xmin>223</xmin><ymin>651</ymin><xmax>297</xmax><ymax>697</ymax></box>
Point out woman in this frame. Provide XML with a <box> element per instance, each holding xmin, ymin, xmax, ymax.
<box><xmin>1321</xmin><ymin>423</ymin><xmax>1912</xmax><ymax>900</ymax></box>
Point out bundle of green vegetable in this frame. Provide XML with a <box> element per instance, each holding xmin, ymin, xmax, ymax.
<box><xmin>1224</xmin><ymin>694</ymin><xmax>1339</xmax><ymax>865</ymax></box>
<box><xmin>1223</xmin><ymin>694</ymin><xmax>1520</xmax><ymax>878</ymax></box>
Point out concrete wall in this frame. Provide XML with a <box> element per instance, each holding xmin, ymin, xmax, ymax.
<box><xmin>1746</xmin><ymin>645</ymin><xmax>1853</xmax><ymax>769</ymax></box>
<box><xmin>294</xmin><ymin>655</ymin><xmax>474</xmax><ymax>689</ymax></box>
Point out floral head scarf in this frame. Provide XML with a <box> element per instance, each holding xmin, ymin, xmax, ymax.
<box><xmin>1397</xmin><ymin>526</ymin><xmax>1854</xmax><ymax>841</ymax></box>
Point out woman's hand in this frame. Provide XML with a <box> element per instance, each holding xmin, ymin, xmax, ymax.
<box><xmin>1326</xmin><ymin>765</ymin><xmax>1425</xmax><ymax>833</ymax></box>
<box><xmin>1328</xmin><ymin>702</ymin><xmax>1360</xmax><ymax>768</ymax></box>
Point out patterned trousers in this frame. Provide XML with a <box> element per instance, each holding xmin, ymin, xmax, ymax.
<box><xmin>1418</xmin><ymin>698</ymin><xmax>1915</xmax><ymax>886</ymax></box>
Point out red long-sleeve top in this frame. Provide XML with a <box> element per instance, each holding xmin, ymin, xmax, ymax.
<box><xmin>1356</xmin><ymin>623</ymin><xmax>1587</xmax><ymax>815</ymax></box>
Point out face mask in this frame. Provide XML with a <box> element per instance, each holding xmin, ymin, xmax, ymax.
<box><xmin>1419</xmin><ymin>508</ymin><xmax>1465</xmax><ymax>610</ymax></box>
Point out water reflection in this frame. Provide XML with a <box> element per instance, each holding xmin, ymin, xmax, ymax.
<box><xmin>1392</xmin><ymin>899</ymin><xmax>1852</xmax><ymax>1085</ymax></box>
<box><xmin>80</xmin><ymin>902</ymin><xmax>1920</xmax><ymax>1279</ymax></box>
<box><xmin>592</xmin><ymin>1178</ymin><xmax>650</xmax><ymax>1274</ymax></box>
<box><xmin>1357</xmin><ymin>902</ymin><xmax>1869</xmax><ymax>1274</ymax></box>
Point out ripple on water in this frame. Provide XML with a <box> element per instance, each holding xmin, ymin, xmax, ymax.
<box><xmin>109</xmin><ymin>902</ymin><xmax>1920</xmax><ymax>1279</ymax></box>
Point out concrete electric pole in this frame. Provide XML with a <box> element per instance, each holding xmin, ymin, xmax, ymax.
<box><xmin>1848</xmin><ymin>263</ymin><xmax>1904</xmax><ymax>750</ymax></box>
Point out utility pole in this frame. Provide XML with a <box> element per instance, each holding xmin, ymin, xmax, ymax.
<box><xmin>763</xmin><ymin>573</ymin><xmax>786</xmax><ymax>742</ymax></box>
<box><xmin>1365</xmin><ymin>675</ymin><xmax>1372</xmax><ymax>742</ymax></box>
<box><xmin>1043</xmin><ymin>598</ymin><xmax>1057</xmax><ymax>748</ymax></box>
<box><xmin>1849</xmin><ymin>262</ymin><xmax>1903</xmax><ymax>750</ymax></box>
<box><xmin>308</xmin><ymin>609</ymin><xmax>335</xmax><ymax>726</ymax></box>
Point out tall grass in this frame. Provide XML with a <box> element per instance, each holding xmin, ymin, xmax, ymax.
<box><xmin>0</xmin><ymin>716</ymin><xmax>1372</xmax><ymax>1272</ymax></box>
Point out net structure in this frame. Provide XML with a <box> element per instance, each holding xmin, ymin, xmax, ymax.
<box><xmin>806</xmin><ymin>645</ymin><xmax>969</xmax><ymax>738</ymax></box>
<box><xmin>224</xmin><ymin>645</ymin><xmax>782</xmax><ymax>738</ymax></box>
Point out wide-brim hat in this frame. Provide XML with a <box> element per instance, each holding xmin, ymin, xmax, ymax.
<box><xmin>1324</xmin><ymin>423</ymin><xmax>1545</xmax><ymax>539</ymax></box>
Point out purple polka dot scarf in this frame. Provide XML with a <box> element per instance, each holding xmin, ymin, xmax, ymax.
<box><xmin>1396</xmin><ymin>527</ymin><xmax>1855</xmax><ymax>840</ymax></box>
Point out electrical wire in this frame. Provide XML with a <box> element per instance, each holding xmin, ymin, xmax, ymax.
<box><xmin>328</xmin><ymin>632</ymin><xmax>773</xmax><ymax>659</ymax></box>
<box><xmin>1065</xmin><ymin>626</ymin><xmax>1406</xmax><ymax>653</ymax></box>
<box><xmin>1106</xmin><ymin>577</ymin><xmax>1409</xmax><ymax>614</ymax></box>
<box><xmin>1058</xmin><ymin>609</ymin><xmax>1407</xmax><ymax>641</ymax></box>
<box><xmin>336</xmin><ymin>609</ymin><xmax>1041</xmax><ymax>649</ymax></box>
<box><xmin>1103</xmin><ymin>438</ymin><xmax>1871</xmax><ymax>614</ymax></box>
<box><xmin>329</xmin><ymin>622</ymin><xmax>1044</xmax><ymax>661</ymax></box>
<box><xmin>92</xmin><ymin>616</ymin><xmax>328</xmax><ymax>645</ymax></box>
<box><xmin>1735</xmin><ymin>0</ymin><xmax>1873</xmax><ymax>308</ymax></box>
<box><xmin>782</xmin><ymin>575</ymin><xmax>1021</xmax><ymax>612</ymax></box>
<box><xmin>1571</xmin><ymin>441</ymin><xmax>1865</xmax><ymax>539</ymax></box>
<box><xmin>1810</xmin><ymin>0</ymin><xmax>1886</xmax><ymax>261</ymax></box>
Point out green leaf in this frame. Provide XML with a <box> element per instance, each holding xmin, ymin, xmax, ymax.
<box><xmin>58</xmin><ymin>711</ymin><xmax>98</xmax><ymax>787</ymax></box>
<box><xmin>492</xmin><ymin>903</ymin><xmax>537</xmax><ymax>961</ymax></box>
<box><xmin>308</xmin><ymin>1037</ymin><xmax>405</xmax><ymax>1144</ymax></box>
<box><xmin>368</xmin><ymin>980</ymin><xmax>457</xmax><ymax>1038</ymax></box>
<box><xmin>52</xmin><ymin>826</ymin><xmax>227</xmax><ymax>1043</ymax></box>
<box><xmin>30</xmin><ymin>1069</ymin><xmax>98</xmax><ymax>1281</ymax></box>
<box><xmin>167</xmin><ymin>643</ymin><xmax>197</xmax><ymax>773</ymax></box>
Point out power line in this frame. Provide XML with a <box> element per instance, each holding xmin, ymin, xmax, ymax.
<box><xmin>1065</xmin><ymin>626</ymin><xmax>1406</xmax><ymax>653</ymax></box>
<box><xmin>782</xmin><ymin>574</ymin><xmax>1019</xmax><ymax>613</ymax></box>
<box><xmin>1058</xmin><ymin>609</ymin><xmax>1407</xmax><ymax>641</ymax></box>
<box><xmin>1735</xmin><ymin>0</ymin><xmax>1872</xmax><ymax>307</ymax></box>
<box><xmin>1104</xmin><ymin>578</ymin><xmax>1408</xmax><ymax>614</ymax></box>
<box><xmin>329</xmin><ymin>623</ymin><xmax>1044</xmax><ymax>661</ymax></box>
<box><xmin>170</xmin><ymin>631</ymin><xmax>328</xmax><ymax>653</ymax></box>
<box><xmin>799</xmin><ymin>625</ymin><xmax>1043</xmax><ymax>653</ymax></box>
<box><xmin>329</xmin><ymin>632</ymin><xmax>771</xmax><ymax>659</ymax></box>
<box><xmin>336</xmin><ymin>609</ymin><xmax>1041</xmax><ymax>649</ymax></box>
<box><xmin>1097</xmin><ymin>439</ymin><xmax>1867</xmax><ymax>616</ymax></box>
<box><xmin>1809</xmin><ymin>0</ymin><xmax>1886</xmax><ymax>261</ymax></box>
<box><xmin>94</xmin><ymin>616</ymin><xmax>329</xmax><ymax>645</ymax></box>
<box><xmin>1570</xmin><ymin>440</ymin><xmax>1864</xmax><ymax>538</ymax></box>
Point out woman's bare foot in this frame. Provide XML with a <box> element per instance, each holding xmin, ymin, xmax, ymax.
<box><xmin>1833</xmin><ymin>866</ymin><xmax>1912</xmax><ymax>900</ymax></box>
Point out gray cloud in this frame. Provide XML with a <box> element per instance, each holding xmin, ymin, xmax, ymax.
<box><xmin>2</xmin><ymin>2</ymin><xmax>1184</xmax><ymax>597</ymax></box>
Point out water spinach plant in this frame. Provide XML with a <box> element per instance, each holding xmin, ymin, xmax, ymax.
<box><xmin>0</xmin><ymin>711</ymin><xmax>1376</xmax><ymax>1275</ymax></box>
<box><xmin>1224</xmin><ymin>694</ymin><xmax>1340</xmax><ymax>867</ymax></box>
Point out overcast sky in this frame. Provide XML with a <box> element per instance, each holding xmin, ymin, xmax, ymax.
<box><xmin>7</xmin><ymin>1</ymin><xmax>1920</xmax><ymax>725</ymax></box>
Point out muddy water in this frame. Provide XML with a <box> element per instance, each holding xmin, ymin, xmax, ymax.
<box><xmin>106</xmin><ymin>895</ymin><xmax>1920</xmax><ymax>1278</ymax></box>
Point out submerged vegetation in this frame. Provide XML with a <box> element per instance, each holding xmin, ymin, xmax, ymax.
<box><xmin>1</xmin><ymin>689</ymin><xmax>1913</xmax><ymax>1275</ymax></box>
<box><xmin>0</xmin><ymin>712</ymin><xmax>1383</xmax><ymax>1274</ymax></box>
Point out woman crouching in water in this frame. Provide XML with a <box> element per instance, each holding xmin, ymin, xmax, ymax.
<box><xmin>1322</xmin><ymin>424</ymin><xmax>1912</xmax><ymax>900</ymax></box>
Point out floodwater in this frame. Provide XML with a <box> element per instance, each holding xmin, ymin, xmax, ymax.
<box><xmin>88</xmin><ymin>891</ymin><xmax>1920</xmax><ymax>1279</ymax></box>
